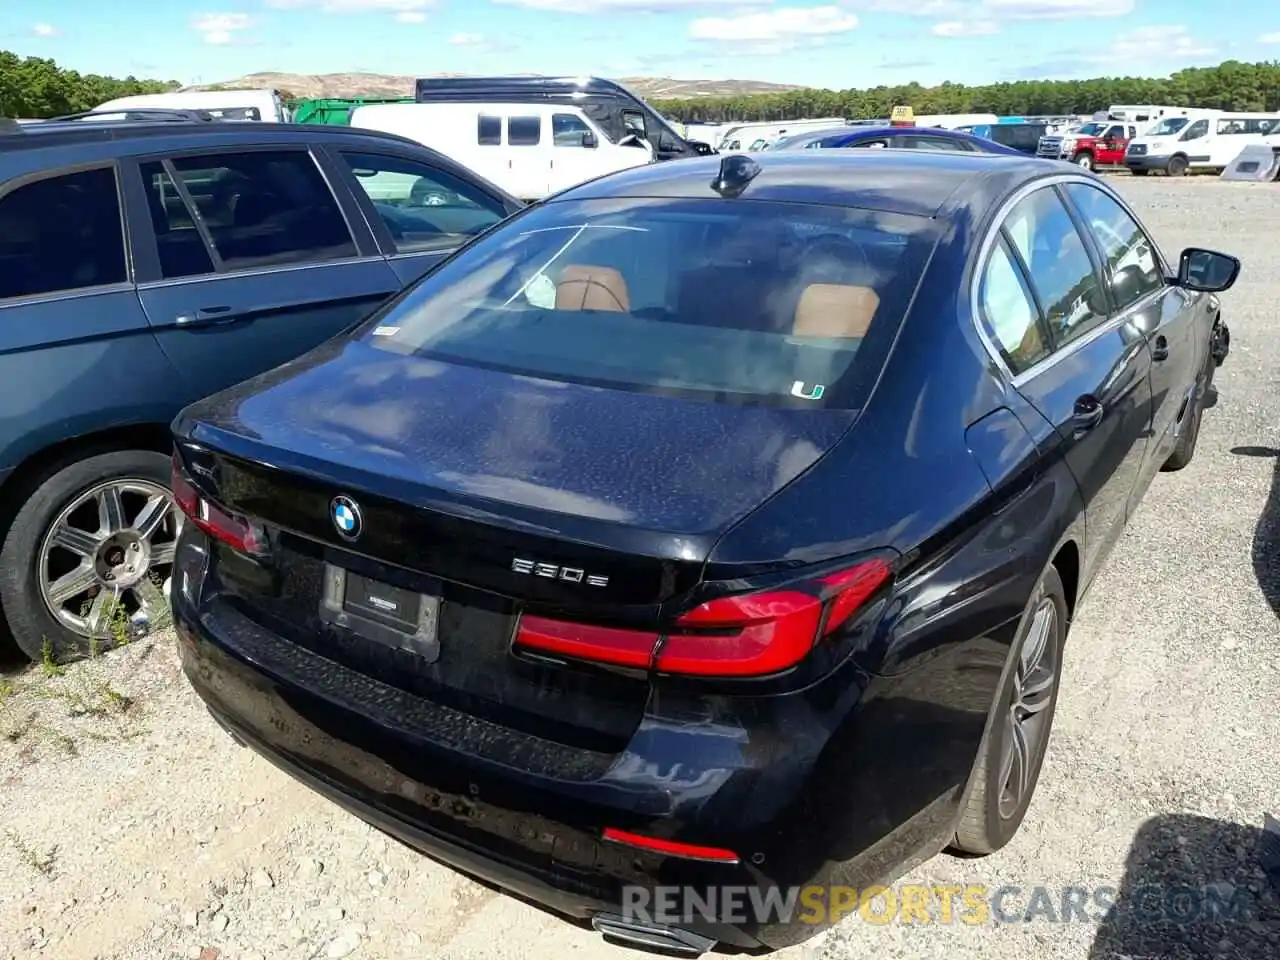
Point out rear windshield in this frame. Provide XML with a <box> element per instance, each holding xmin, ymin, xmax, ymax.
<box><xmin>363</xmin><ymin>196</ymin><xmax>938</xmax><ymax>408</ymax></box>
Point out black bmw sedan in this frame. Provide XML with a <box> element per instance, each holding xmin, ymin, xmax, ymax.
<box><xmin>169</xmin><ymin>150</ymin><xmax>1237</xmax><ymax>953</ymax></box>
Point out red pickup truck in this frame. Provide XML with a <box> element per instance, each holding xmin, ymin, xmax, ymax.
<box><xmin>1035</xmin><ymin>121</ymin><xmax>1139</xmax><ymax>170</ymax></box>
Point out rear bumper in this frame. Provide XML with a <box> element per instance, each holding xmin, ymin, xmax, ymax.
<box><xmin>173</xmin><ymin>561</ymin><xmax>981</xmax><ymax>951</ymax></box>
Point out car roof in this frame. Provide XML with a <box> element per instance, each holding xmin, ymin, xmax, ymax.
<box><xmin>0</xmin><ymin>119</ymin><xmax>426</xmax><ymax>156</ymax></box>
<box><xmin>557</xmin><ymin>149</ymin><xmax>1057</xmax><ymax>219</ymax></box>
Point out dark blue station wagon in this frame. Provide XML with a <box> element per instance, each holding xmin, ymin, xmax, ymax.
<box><xmin>0</xmin><ymin>114</ymin><xmax>520</xmax><ymax>662</ymax></box>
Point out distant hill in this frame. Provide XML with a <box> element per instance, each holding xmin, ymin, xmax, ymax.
<box><xmin>187</xmin><ymin>72</ymin><xmax>808</xmax><ymax>100</ymax></box>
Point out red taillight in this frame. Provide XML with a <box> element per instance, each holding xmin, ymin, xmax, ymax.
<box><xmin>171</xmin><ymin>453</ymin><xmax>265</xmax><ymax>555</ymax></box>
<box><xmin>512</xmin><ymin>559</ymin><xmax>891</xmax><ymax>678</ymax></box>
<box><xmin>601</xmin><ymin>827</ymin><xmax>740</xmax><ymax>864</ymax></box>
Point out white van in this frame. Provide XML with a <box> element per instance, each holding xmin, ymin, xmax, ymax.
<box><xmin>1125</xmin><ymin>110</ymin><xmax>1280</xmax><ymax>176</ymax></box>
<box><xmin>94</xmin><ymin>89</ymin><xmax>288</xmax><ymax>121</ymax></box>
<box><xmin>718</xmin><ymin>118</ymin><xmax>847</xmax><ymax>152</ymax></box>
<box><xmin>349</xmin><ymin>102</ymin><xmax>652</xmax><ymax>201</ymax></box>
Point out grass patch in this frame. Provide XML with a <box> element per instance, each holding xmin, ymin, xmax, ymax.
<box><xmin>5</xmin><ymin>828</ymin><xmax>59</xmax><ymax>877</ymax></box>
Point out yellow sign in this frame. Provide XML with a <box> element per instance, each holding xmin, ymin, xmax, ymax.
<box><xmin>889</xmin><ymin>105</ymin><xmax>914</xmax><ymax>126</ymax></box>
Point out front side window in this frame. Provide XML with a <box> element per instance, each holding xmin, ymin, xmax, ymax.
<box><xmin>361</xmin><ymin>197</ymin><xmax>938</xmax><ymax>408</ymax></box>
<box><xmin>849</xmin><ymin>138</ymin><xmax>890</xmax><ymax>149</ymax></box>
<box><xmin>340</xmin><ymin>152</ymin><xmax>506</xmax><ymax>254</ymax></box>
<box><xmin>162</xmin><ymin>150</ymin><xmax>356</xmax><ymax>271</ymax></box>
<box><xmin>1064</xmin><ymin>183</ymin><xmax>1163</xmax><ymax>311</ymax></box>
<box><xmin>0</xmin><ymin>167</ymin><xmax>126</xmax><ymax>300</ymax></box>
<box><xmin>902</xmin><ymin>135</ymin><xmax>974</xmax><ymax>152</ymax></box>
<box><xmin>978</xmin><ymin>238</ymin><xmax>1050</xmax><ymax>375</ymax></box>
<box><xmin>1148</xmin><ymin>117</ymin><xmax>1188</xmax><ymax>136</ymax></box>
<box><xmin>507</xmin><ymin>116</ymin><xmax>541</xmax><ymax>147</ymax></box>
<box><xmin>1003</xmin><ymin>187</ymin><xmax>1107</xmax><ymax>348</ymax></box>
<box><xmin>1180</xmin><ymin>119</ymin><xmax>1210</xmax><ymax>141</ymax></box>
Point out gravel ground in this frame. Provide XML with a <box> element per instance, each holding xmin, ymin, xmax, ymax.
<box><xmin>1</xmin><ymin>174</ymin><xmax>1278</xmax><ymax>960</ymax></box>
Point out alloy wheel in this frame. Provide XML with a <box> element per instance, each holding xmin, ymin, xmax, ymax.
<box><xmin>37</xmin><ymin>478</ymin><xmax>181</xmax><ymax>640</ymax></box>
<box><xmin>997</xmin><ymin>597</ymin><xmax>1059</xmax><ymax>820</ymax></box>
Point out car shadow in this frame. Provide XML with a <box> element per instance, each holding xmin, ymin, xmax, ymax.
<box><xmin>1230</xmin><ymin>445</ymin><xmax>1280</xmax><ymax>619</ymax></box>
<box><xmin>1089</xmin><ymin>813</ymin><xmax>1280</xmax><ymax>960</ymax></box>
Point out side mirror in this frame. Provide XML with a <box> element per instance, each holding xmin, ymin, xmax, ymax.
<box><xmin>689</xmin><ymin>140</ymin><xmax>714</xmax><ymax>156</ymax></box>
<box><xmin>580</xmin><ymin>131</ymin><xmax>597</xmax><ymax>148</ymax></box>
<box><xmin>1174</xmin><ymin>247</ymin><xmax>1240</xmax><ymax>293</ymax></box>
<box><xmin>658</xmin><ymin>135</ymin><xmax>677</xmax><ymax>152</ymax></box>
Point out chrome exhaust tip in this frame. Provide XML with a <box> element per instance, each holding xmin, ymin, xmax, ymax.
<box><xmin>591</xmin><ymin>913</ymin><xmax>717</xmax><ymax>956</ymax></box>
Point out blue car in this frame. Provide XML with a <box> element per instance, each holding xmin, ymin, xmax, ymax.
<box><xmin>777</xmin><ymin>124</ymin><xmax>1024</xmax><ymax>155</ymax></box>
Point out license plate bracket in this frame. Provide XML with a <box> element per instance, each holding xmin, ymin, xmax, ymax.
<box><xmin>319</xmin><ymin>563</ymin><xmax>440</xmax><ymax>662</ymax></box>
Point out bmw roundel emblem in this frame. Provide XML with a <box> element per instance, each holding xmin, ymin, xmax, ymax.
<box><xmin>331</xmin><ymin>495</ymin><xmax>362</xmax><ymax>541</ymax></box>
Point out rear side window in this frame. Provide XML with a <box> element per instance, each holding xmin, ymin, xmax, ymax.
<box><xmin>0</xmin><ymin>167</ymin><xmax>126</xmax><ymax>301</ymax></box>
<box><xmin>1003</xmin><ymin>187</ymin><xmax>1106</xmax><ymax>348</ymax></box>
<box><xmin>362</xmin><ymin>196</ymin><xmax>937</xmax><ymax>408</ymax></box>
<box><xmin>160</xmin><ymin>150</ymin><xmax>356</xmax><ymax>271</ymax></box>
<box><xmin>339</xmin><ymin>152</ymin><xmax>506</xmax><ymax>254</ymax></box>
<box><xmin>477</xmin><ymin>115</ymin><xmax>501</xmax><ymax>146</ymax></box>
<box><xmin>140</xmin><ymin>162</ymin><xmax>217</xmax><ymax>279</ymax></box>
<box><xmin>507</xmin><ymin>116</ymin><xmax>541</xmax><ymax>146</ymax></box>
<box><xmin>978</xmin><ymin>239</ymin><xmax>1050</xmax><ymax>375</ymax></box>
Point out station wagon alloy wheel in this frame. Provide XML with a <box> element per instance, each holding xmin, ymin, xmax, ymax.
<box><xmin>998</xmin><ymin>597</ymin><xmax>1059</xmax><ymax>820</ymax></box>
<box><xmin>37</xmin><ymin>478</ymin><xmax>180</xmax><ymax>640</ymax></box>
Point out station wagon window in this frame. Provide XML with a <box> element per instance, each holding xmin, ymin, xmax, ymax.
<box><xmin>360</xmin><ymin>196</ymin><xmax>938</xmax><ymax>408</ymax></box>
<box><xmin>155</xmin><ymin>151</ymin><xmax>356</xmax><ymax>272</ymax></box>
<box><xmin>552</xmin><ymin>113</ymin><xmax>593</xmax><ymax>147</ymax></box>
<box><xmin>1064</xmin><ymin>183</ymin><xmax>1163</xmax><ymax>311</ymax></box>
<box><xmin>0</xmin><ymin>167</ymin><xmax>126</xmax><ymax>300</ymax></box>
<box><xmin>140</xmin><ymin>163</ymin><xmax>216</xmax><ymax>279</ymax></box>
<box><xmin>507</xmin><ymin>116</ymin><xmax>541</xmax><ymax>147</ymax></box>
<box><xmin>339</xmin><ymin>152</ymin><xmax>507</xmax><ymax>254</ymax></box>
<box><xmin>1180</xmin><ymin>119</ymin><xmax>1210</xmax><ymax>141</ymax></box>
<box><xmin>1003</xmin><ymin>187</ymin><xmax>1106</xmax><ymax>348</ymax></box>
<box><xmin>477</xmin><ymin>115</ymin><xmax>501</xmax><ymax>146</ymax></box>
<box><xmin>978</xmin><ymin>238</ymin><xmax>1050</xmax><ymax>375</ymax></box>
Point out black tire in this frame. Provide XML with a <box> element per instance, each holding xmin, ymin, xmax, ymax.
<box><xmin>1071</xmin><ymin>152</ymin><xmax>1094</xmax><ymax>171</ymax></box>
<box><xmin>1162</xmin><ymin>355</ymin><xmax>1214</xmax><ymax>472</ymax></box>
<box><xmin>0</xmin><ymin>450</ymin><xmax>174</xmax><ymax>664</ymax></box>
<box><xmin>1130</xmin><ymin>168</ymin><xmax>1150</xmax><ymax>177</ymax></box>
<box><xmin>1166</xmin><ymin>155</ymin><xmax>1189</xmax><ymax>177</ymax></box>
<box><xmin>950</xmin><ymin>564</ymin><xmax>1067</xmax><ymax>855</ymax></box>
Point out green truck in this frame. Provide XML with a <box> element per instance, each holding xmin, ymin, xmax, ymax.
<box><xmin>290</xmin><ymin>97</ymin><xmax>413</xmax><ymax>125</ymax></box>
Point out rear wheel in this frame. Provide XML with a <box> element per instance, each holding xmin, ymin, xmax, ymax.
<box><xmin>1166</xmin><ymin>154</ymin><xmax>1189</xmax><ymax>177</ymax></box>
<box><xmin>951</xmin><ymin>565</ymin><xmax>1067</xmax><ymax>855</ymax></box>
<box><xmin>0</xmin><ymin>450</ymin><xmax>180</xmax><ymax>664</ymax></box>
<box><xmin>1071</xmin><ymin>152</ymin><xmax>1094</xmax><ymax>171</ymax></box>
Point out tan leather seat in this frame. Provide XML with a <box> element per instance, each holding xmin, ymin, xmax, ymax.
<box><xmin>791</xmin><ymin>283</ymin><xmax>879</xmax><ymax>339</ymax></box>
<box><xmin>555</xmin><ymin>265</ymin><xmax>630</xmax><ymax>312</ymax></box>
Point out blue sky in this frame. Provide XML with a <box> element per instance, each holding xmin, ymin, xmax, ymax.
<box><xmin>4</xmin><ymin>0</ymin><xmax>1279</xmax><ymax>91</ymax></box>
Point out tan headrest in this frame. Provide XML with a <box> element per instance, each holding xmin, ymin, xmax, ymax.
<box><xmin>555</xmin><ymin>264</ymin><xmax>630</xmax><ymax>313</ymax></box>
<box><xmin>792</xmin><ymin>283</ymin><xmax>879</xmax><ymax>339</ymax></box>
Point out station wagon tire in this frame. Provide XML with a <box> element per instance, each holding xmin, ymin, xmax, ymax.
<box><xmin>1071</xmin><ymin>152</ymin><xmax>1094</xmax><ymax>170</ymax></box>
<box><xmin>1166</xmin><ymin>155</ymin><xmax>1189</xmax><ymax>177</ymax></box>
<box><xmin>0</xmin><ymin>450</ymin><xmax>179</xmax><ymax>664</ymax></box>
<box><xmin>950</xmin><ymin>564</ymin><xmax>1067</xmax><ymax>856</ymax></box>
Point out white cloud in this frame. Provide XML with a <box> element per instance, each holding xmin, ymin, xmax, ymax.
<box><xmin>450</xmin><ymin>32</ymin><xmax>486</xmax><ymax>45</ymax></box>
<box><xmin>190</xmin><ymin>12</ymin><xmax>252</xmax><ymax>45</ymax></box>
<box><xmin>1102</xmin><ymin>24</ymin><xmax>1215</xmax><ymax>59</ymax></box>
<box><xmin>690</xmin><ymin>5</ymin><xmax>858</xmax><ymax>43</ymax></box>
<box><xmin>932</xmin><ymin>18</ymin><xmax>998</xmax><ymax>35</ymax></box>
<box><xmin>30</xmin><ymin>23</ymin><xmax>58</xmax><ymax>37</ymax></box>
<box><xmin>1261</xmin><ymin>31</ymin><xmax>1280</xmax><ymax>43</ymax></box>
<box><xmin>980</xmin><ymin>0</ymin><xmax>1131</xmax><ymax>18</ymax></box>
<box><xmin>265</xmin><ymin>0</ymin><xmax>433</xmax><ymax>13</ymax></box>
<box><xmin>492</xmin><ymin>0</ymin><xmax>769</xmax><ymax>11</ymax></box>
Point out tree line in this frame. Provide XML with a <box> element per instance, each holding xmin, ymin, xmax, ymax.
<box><xmin>0</xmin><ymin>51</ymin><xmax>177</xmax><ymax>119</ymax></box>
<box><xmin>650</xmin><ymin>60</ymin><xmax>1280</xmax><ymax>122</ymax></box>
<box><xmin>3</xmin><ymin>49</ymin><xmax>1280</xmax><ymax>124</ymax></box>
